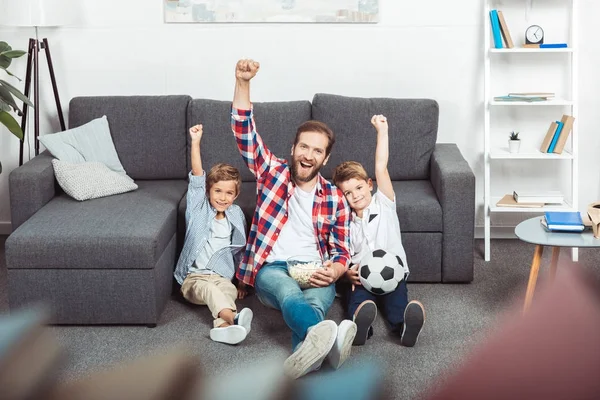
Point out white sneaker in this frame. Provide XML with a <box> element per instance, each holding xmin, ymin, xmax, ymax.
<box><xmin>235</xmin><ymin>308</ymin><xmax>253</xmax><ymax>334</ymax></box>
<box><xmin>400</xmin><ymin>300</ymin><xmax>425</xmax><ymax>347</ymax></box>
<box><xmin>327</xmin><ymin>320</ymin><xmax>357</xmax><ymax>369</ymax></box>
<box><xmin>283</xmin><ymin>320</ymin><xmax>338</xmax><ymax>379</ymax></box>
<box><xmin>210</xmin><ymin>325</ymin><xmax>247</xmax><ymax>345</ymax></box>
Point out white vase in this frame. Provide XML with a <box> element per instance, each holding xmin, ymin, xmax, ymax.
<box><xmin>508</xmin><ymin>139</ymin><xmax>520</xmax><ymax>153</ymax></box>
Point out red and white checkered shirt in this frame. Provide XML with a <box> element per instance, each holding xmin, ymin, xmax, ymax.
<box><xmin>231</xmin><ymin>107</ymin><xmax>351</xmax><ymax>286</ymax></box>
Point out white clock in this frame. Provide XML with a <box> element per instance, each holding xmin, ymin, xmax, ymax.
<box><xmin>525</xmin><ymin>25</ymin><xmax>544</xmax><ymax>45</ymax></box>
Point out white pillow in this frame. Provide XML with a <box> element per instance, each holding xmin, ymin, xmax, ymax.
<box><xmin>52</xmin><ymin>159</ymin><xmax>138</xmax><ymax>201</ymax></box>
<box><xmin>39</xmin><ymin>116</ymin><xmax>126</xmax><ymax>174</ymax></box>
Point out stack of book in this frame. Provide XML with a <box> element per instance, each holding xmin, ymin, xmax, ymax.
<box><xmin>541</xmin><ymin>211</ymin><xmax>585</xmax><ymax>232</ymax></box>
<box><xmin>540</xmin><ymin>114</ymin><xmax>576</xmax><ymax>154</ymax></box>
<box><xmin>494</xmin><ymin>92</ymin><xmax>555</xmax><ymax>102</ymax></box>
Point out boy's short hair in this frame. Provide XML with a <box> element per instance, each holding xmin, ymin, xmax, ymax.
<box><xmin>332</xmin><ymin>161</ymin><xmax>369</xmax><ymax>187</ymax></box>
<box><xmin>206</xmin><ymin>163</ymin><xmax>241</xmax><ymax>195</ymax></box>
<box><xmin>295</xmin><ymin>120</ymin><xmax>335</xmax><ymax>157</ymax></box>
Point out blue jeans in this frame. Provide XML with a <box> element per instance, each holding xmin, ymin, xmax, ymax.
<box><xmin>345</xmin><ymin>280</ymin><xmax>408</xmax><ymax>337</ymax></box>
<box><xmin>255</xmin><ymin>261</ymin><xmax>336</xmax><ymax>349</ymax></box>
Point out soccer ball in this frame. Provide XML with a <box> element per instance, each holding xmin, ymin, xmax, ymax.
<box><xmin>359</xmin><ymin>249</ymin><xmax>405</xmax><ymax>295</ymax></box>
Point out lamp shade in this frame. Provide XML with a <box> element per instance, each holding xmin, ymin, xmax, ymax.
<box><xmin>0</xmin><ymin>0</ymin><xmax>77</xmax><ymax>27</ymax></box>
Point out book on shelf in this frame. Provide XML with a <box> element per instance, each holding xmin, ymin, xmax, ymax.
<box><xmin>493</xmin><ymin>95</ymin><xmax>548</xmax><ymax>102</ymax></box>
<box><xmin>523</xmin><ymin>43</ymin><xmax>568</xmax><ymax>49</ymax></box>
<box><xmin>496</xmin><ymin>194</ymin><xmax>544</xmax><ymax>208</ymax></box>
<box><xmin>513</xmin><ymin>191</ymin><xmax>564</xmax><ymax>204</ymax></box>
<box><xmin>540</xmin><ymin>121</ymin><xmax>559</xmax><ymax>152</ymax></box>
<box><xmin>496</xmin><ymin>10</ymin><xmax>514</xmax><ymax>48</ymax></box>
<box><xmin>552</xmin><ymin>114</ymin><xmax>575</xmax><ymax>154</ymax></box>
<box><xmin>489</xmin><ymin>10</ymin><xmax>503</xmax><ymax>49</ymax></box>
<box><xmin>543</xmin><ymin>211</ymin><xmax>584</xmax><ymax>232</ymax></box>
<box><xmin>508</xmin><ymin>92</ymin><xmax>555</xmax><ymax>98</ymax></box>
<box><xmin>547</xmin><ymin>120</ymin><xmax>564</xmax><ymax>153</ymax></box>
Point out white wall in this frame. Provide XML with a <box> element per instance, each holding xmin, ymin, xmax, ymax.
<box><xmin>1</xmin><ymin>0</ymin><xmax>599</xmax><ymax>235</ymax></box>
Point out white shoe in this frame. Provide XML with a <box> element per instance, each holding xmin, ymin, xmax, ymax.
<box><xmin>235</xmin><ymin>308</ymin><xmax>253</xmax><ymax>334</ymax></box>
<box><xmin>283</xmin><ymin>320</ymin><xmax>338</xmax><ymax>379</ymax></box>
<box><xmin>210</xmin><ymin>325</ymin><xmax>247</xmax><ymax>345</ymax></box>
<box><xmin>327</xmin><ymin>320</ymin><xmax>357</xmax><ymax>369</ymax></box>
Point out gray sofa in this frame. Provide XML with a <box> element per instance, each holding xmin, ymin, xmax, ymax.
<box><xmin>6</xmin><ymin>94</ymin><xmax>474</xmax><ymax>325</ymax></box>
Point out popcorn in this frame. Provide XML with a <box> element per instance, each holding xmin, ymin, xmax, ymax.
<box><xmin>287</xmin><ymin>260</ymin><xmax>323</xmax><ymax>289</ymax></box>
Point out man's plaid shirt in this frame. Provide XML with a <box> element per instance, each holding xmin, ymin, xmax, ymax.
<box><xmin>231</xmin><ymin>107</ymin><xmax>351</xmax><ymax>286</ymax></box>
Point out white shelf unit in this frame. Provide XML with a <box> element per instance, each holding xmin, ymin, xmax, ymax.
<box><xmin>483</xmin><ymin>0</ymin><xmax>579</xmax><ymax>261</ymax></box>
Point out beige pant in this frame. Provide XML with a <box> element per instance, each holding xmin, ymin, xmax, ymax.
<box><xmin>181</xmin><ymin>273</ymin><xmax>237</xmax><ymax>328</ymax></box>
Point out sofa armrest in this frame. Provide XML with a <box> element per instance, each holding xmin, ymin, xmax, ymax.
<box><xmin>9</xmin><ymin>151</ymin><xmax>56</xmax><ymax>231</ymax></box>
<box><xmin>430</xmin><ymin>144</ymin><xmax>475</xmax><ymax>282</ymax></box>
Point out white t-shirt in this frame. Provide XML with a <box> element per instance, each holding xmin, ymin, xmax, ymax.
<box><xmin>266</xmin><ymin>185</ymin><xmax>321</xmax><ymax>263</ymax></box>
<box><xmin>190</xmin><ymin>216</ymin><xmax>232</xmax><ymax>275</ymax></box>
<box><xmin>350</xmin><ymin>190</ymin><xmax>409</xmax><ymax>276</ymax></box>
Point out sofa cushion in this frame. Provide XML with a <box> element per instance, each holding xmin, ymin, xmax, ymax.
<box><xmin>6</xmin><ymin>180</ymin><xmax>187</xmax><ymax>270</ymax></box>
<box><xmin>68</xmin><ymin>96</ymin><xmax>191</xmax><ymax>180</ymax></box>
<box><xmin>394</xmin><ymin>180</ymin><xmax>442</xmax><ymax>232</ymax></box>
<box><xmin>51</xmin><ymin>160</ymin><xmax>138</xmax><ymax>201</ymax></box>
<box><xmin>311</xmin><ymin>93</ymin><xmax>439</xmax><ymax>181</ymax></box>
<box><xmin>38</xmin><ymin>116</ymin><xmax>126</xmax><ymax>174</ymax></box>
<box><xmin>188</xmin><ymin>99</ymin><xmax>312</xmax><ymax>182</ymax></box>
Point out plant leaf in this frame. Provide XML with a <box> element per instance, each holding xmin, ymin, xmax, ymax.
<box><xmin>0</xmin><ymin>80</ymin><xmax>33</xmax><ymax>107</ymax></box>
<box><xmin>0</xmin><ymin>110</ymin><xmax>24</xmax><ymax>140</ymax></box>
<box><xmin>0</xmin><ymin>55</ymin><xmax>11</xmax><ymax>70</ymax></box>
<box><xmin>0</xmin><ymin>98</ymin><xmax>11</xmax><ymax>112</ymax></box>
<box><xmin>0</xmin><ymin>42</ymin><xmax>9</xmax><ymax>52</ymax></box>
<box><xmin>0</xmin><ymin>50</ymin><xmax>26</xmax><ymax>58</ymax></box>
<box><xmin>0</xmin><ymin>85</ymin><xmax>22</xmax><ymax>113</ymax></box>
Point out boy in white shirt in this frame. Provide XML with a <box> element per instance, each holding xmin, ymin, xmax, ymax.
<box><xmin>174</xmin><ymin>124</ymin><xmax>252</xmax><ymax>345</ymax></box>
<box><xmin>332</xmin><ymin>115</ymin><xmax>425</xmax><ymax>347</ymax></box>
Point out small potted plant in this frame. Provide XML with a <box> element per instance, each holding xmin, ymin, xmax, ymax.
<box><xmin>508</xmin><ymin>131</ymin><xmax>520</xmax><ymax>153</ymax></box>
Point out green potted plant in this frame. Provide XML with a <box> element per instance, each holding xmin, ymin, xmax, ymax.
<box><xmin>508</xmin><ymin>131</ymin><xmax>520</xmax><ymax>153</ymax></box>
<box><xmin>0</xmin><ymin>41</ymin><xmax>34</xmax><ymax>174</ymax></box>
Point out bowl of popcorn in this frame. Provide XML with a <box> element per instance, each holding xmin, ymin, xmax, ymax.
<box><xmin>287</xmin><ymin>256</ymin><xmax>324</xmax><ymax>289</ymax></box>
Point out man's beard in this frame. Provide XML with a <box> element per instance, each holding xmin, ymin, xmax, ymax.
<box><xmin>290</xmin><ymin>156</ymin><xmax>322</xmax><ymax>183</ymax></box>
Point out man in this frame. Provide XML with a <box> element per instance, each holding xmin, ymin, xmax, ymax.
<box><xmin>231</xmin><ymin>59</ymin><xmax>356</xmax><ymax>379</ymax></box>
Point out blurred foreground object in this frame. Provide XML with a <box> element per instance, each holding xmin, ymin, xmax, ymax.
<box><xmin>424</xmin><ymin>266</ymin><xmax>600</xmax><ymax>400</ymax></box>
<box><xmin>0</xmin><ymin>307</ymin><xmax>61</xmax><ymax>400</ymax></box>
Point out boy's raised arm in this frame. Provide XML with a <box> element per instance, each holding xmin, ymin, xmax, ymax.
<box><xmin>231</xmin><ymin>59</ymin><xmax>277</xmax><ymax>180</ymax></box>
<box><xmin>372</xmin><ymin>114</ymin><xmax>395</xmax><ymax>202</ymax></box>
<box><xmin>190</xmin><ymin>124</ymin><xmax>203</xmax><ymax>176</ymax></box>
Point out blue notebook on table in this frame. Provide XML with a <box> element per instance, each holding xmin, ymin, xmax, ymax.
<box><xmin>544</xmin><ymin>211</ymin><xmax>584</xmax><ymax>231</ymax></box>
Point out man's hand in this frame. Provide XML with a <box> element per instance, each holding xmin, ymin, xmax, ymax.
<box><xmin>237</xmin><ymin>281</ymin><xmax>248</xmax><ymax>300</ymax></box>
<box><xmin>309</xmin><ymin>260</ymin><xmax>344</xmax><ymax>288</ymax></box>
<box><xmin>371</xmin><ymin>114</ymin><xmax>388</xmax><ymax>133</ymax></box>
<box><xmin>189</xmin><ymin>124</ymin><xmax>203</xmax><ymax>142</ymax></box>
<box><xmin>345</xmin><ymin>264</ymin><xmax>361</xmax><ymax>287</ymax></box>
<box><xmin>235</xmin><ymin>59</ymin><xmax>260</xmax><ymax>82</ymax></box>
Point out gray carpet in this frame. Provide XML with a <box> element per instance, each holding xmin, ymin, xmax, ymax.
<box><xmin>1</xmin><ymin>236</ymin><xmax>599</xmax><ymax>399</ymax></box>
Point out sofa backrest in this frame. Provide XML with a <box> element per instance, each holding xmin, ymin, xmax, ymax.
<box><xmin>312</xmin><ymin>94</ymin><xmax>439</xmax><ymax>180</ymax></box>
<box><xmin>188</xmin><ymin>99</ymin><xmax>312</xmax><ymax>182</ymax></box>
<box><xmin>69</xmin><ymin>95</ymin><xmax>191</xmax><ymax>180</ymax></box>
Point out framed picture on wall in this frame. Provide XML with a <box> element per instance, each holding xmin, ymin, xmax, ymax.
<box><xmin>164</xmin><ymin>0</ymin><xmax>379</xmax><ymax>23</ymax></box>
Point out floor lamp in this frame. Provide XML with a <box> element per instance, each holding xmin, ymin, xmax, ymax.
<box><xmin>0</xmin><ymin>0</ymin><xmax>76</xmax><ymax>165</ymax></box>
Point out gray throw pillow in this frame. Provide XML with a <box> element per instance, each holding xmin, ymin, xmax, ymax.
<box><xmin>52</xmin><ymin>159</ymin><xmax>138</xmax><ymax>201</ymax></box>
<box><xmin>39</xmin><ymin>116</ymin><xmax>126</xmax><ymax>174</ymax></box>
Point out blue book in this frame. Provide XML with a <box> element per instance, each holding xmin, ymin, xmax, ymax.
<box><xmin>540</xmin><ymin>43</ymin><xmax>568</xmax><ymax>48</ymax></box>
<box><xmin>544</xmin><ymin>211</ymin><xmax>584</xmax><ymax>231</ymax></box>
<box><xmin>547</xmin><ymin>121</ymin><xmax>563</xmax><ymax>153</ymax></box>
<box><xmin>489</xmin><ymin>10</ymin><xmax>503</xmax><ymax>49</ymax></box>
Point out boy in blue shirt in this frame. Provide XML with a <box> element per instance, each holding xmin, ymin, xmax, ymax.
<box><xmin>333</xmin><ymin>115</ymin><xmax>425</xmax><ymax>347</ymax></box>
<box><xmin>174</xmin><ymin>124</ymin><xmax>252</xmax><ymax>345</ymax></box>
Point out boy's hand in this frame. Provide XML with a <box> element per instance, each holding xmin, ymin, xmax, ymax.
<box><xmin>371</xmin><ymin>114</ymin><xmax>388</xmax><ymax>133</ymax></box>
<box><xmin>237</xmin><ymin>281</ymin><xmax>248</xmax><ymax>300</ymax></box>
<box><xmin>189</xmin><ymin>124</ymin><xmax>203</xmax><ymax>142</ymax></box>
<box><xmin>236</xmin><ymin>59</ymin><xmax>260</xmax><ymax>82</ymax></box>
<box><xmin>345</xmin><ymin>264</ymin><xmax>361</xmax><ymax>287</ymax></box>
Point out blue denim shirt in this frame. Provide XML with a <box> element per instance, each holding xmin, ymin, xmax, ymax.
<box><xmin>174</xmin><ymin>172</ymin><xmax>247</xmax><ymax>285</ymax></box>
